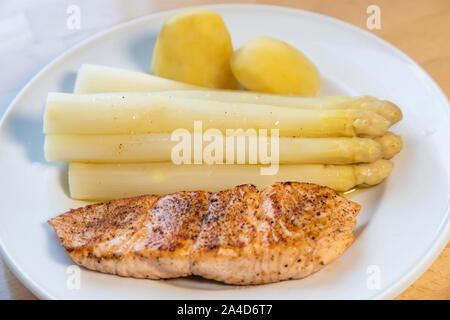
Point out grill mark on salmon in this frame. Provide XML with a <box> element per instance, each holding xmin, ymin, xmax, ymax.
<box><xmin>49</xmin><ymin>182</ymin><xmax>360</xmax><ymax>284</ymax></box>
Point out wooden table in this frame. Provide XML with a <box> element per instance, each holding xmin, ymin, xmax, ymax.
<box><xmin>0</xmin><ymin>0</ymin><xmax>448</xmax><ymax>300</ymax></box>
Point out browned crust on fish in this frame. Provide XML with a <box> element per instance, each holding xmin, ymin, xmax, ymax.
<box><xmin>49</xmin><ymin>182</ymin><xmax>360</xmax><ymax>284</ymax></box>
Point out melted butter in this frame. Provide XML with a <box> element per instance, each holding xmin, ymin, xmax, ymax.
<box><xmin>338</xmin><ymin>187</ymin><xmax>359</xmax><ymax>198</ymax></box>
<box><xmin>338</xmin><ymin>186</ymin><xmax>374</xmax><ymax>198</ymax></box>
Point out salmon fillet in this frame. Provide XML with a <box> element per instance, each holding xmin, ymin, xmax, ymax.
<box><xmin>48</xmin><ymin>182</ymin><xmax>360</xmax><ymax>285</ymax></box>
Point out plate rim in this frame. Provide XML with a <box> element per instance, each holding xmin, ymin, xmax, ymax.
<box><xmin>0</xmin><ymin>3</ymin><xmax>448</xmax><ymax>300</ymax></box>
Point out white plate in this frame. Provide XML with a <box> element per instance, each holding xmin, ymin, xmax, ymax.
<box><xmin>0</xmin><ymin>4</ymin><xmax>449</xmax><ymax>300</ymax></box>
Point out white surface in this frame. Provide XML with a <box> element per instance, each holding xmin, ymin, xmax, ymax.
<box><xmin>0</xmin><ymin>0</ymin><xmax>160</xmax><ymax>113</ymax></box>
<box><xmin>0</xmin><ymin>4</ymin><xmax>449</xmax><ymax>300</ymax></box>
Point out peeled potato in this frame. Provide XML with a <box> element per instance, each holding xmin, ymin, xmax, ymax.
<box><xmin>230</xmin><ymin>36</ymin><xmax>321</xmax><ymax>95</ymax></box>
<box><xmin>151</xmin><ymin>8</ymin><xmax>238</xmax><ymax>89</ymax></box>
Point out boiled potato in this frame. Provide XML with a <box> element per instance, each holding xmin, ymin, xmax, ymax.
<box><xmin>230</xmin><ymin>36</ymin><xmax>320</xmax><ymax>95</ymax></box>
<box><xmin>151</xmin><ymin>8</ymin><xmax>238</xmax><ymax>89</ymax></box>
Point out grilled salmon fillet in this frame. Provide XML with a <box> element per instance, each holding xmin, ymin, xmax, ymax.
<box><xmin>49</xmin><ymin>182</ymin><xmax>360</xmax><ymax>284</ymax></box>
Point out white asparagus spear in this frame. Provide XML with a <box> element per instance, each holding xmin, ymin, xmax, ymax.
<box><xmin>74</xmin><ymin>64</ymin><xmax>204</xmax><ymax>93</ymax></box>
<box><xmin>43</xmin><ymin>93</ymin><xmax>390</xmax><ymax>137</ymax></box>
<box><xmin>152</xmin><ymin>91</ymin><xmax>402</xmax><ymax>124</ymax></box>
<box><xmin>45</xmin><ymin>134</ymin><xmax>383</xmax><ymax>164</ymax></box>
<box><xmin>374</xmin><ymin>132</ymin><xmax>403</xmax><ymax>159</ymax></box>
<box><xmin>68</xmin><ymin>160</ymin><xmax>393</xmax><ymax>200</ymax></box>
<box><xmin>74</xmin><ymin>64</ymin><xmax>402</xmax><ymax>124</ymax></box>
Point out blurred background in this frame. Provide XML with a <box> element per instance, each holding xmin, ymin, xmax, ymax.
<box><xmin>0</xmin><ymin>0</ymin><xmax>448</xmax><ymax>300</ymax></box>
